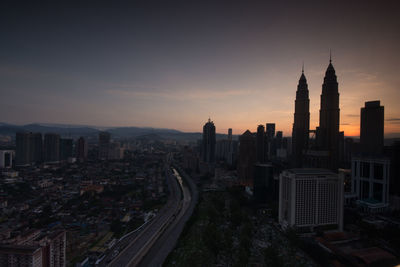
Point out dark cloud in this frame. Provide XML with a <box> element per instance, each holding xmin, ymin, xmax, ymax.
<box><xmin>345</xmin><ymin>114</ymin><xmax>359</xmax><ymax>118</ymax></box>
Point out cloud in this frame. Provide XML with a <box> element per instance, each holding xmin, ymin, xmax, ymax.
<box><xmin>387</xmin><ymin>118</ymin><xmax>400</xmax><ymax>124</ymax></box>
<box><xmin>105</xmin><ymin>85</ymin><xmax>253</xmax><ymax>100</ymax></box>
<box><xmin>345</xmin><ymin>114</ymin><xmax>359</xmax><ymax>118</ymax></box>
<box><xmin>340</xmin><ymin>123</ymin><xmax>351</xmax><ymax>125</ymax></box>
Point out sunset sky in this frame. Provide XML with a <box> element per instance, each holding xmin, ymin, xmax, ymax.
<box><xmin>1</xmin><ymin>1</ymin><xmax>400</xmax><ymax>136</ymax></box>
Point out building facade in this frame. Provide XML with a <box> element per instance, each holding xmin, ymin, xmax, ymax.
<box><xmin>201</xmin><ymin>118</ymin><xmax>216</xmax><ymax>164</ymax></box>
<box><xmin>360</xmin><ymin>100</ymin><xmax>384</xmax><ymax>156</ymax></box>
<box><xmin>351</xmin><ymin>157</ymin><xmax>390</xmax><ymax>213</ymax></box>
<box><xmin>292</xmin><ymin>67</ymin><xmax>310</xmax><ymax>167</ymax></box>
<box><xmin>279</xmin><ymin>169</ymin><xmax>344</xmax><ymax>232</ymax></box>
<box><xmin>44</xmin><ymin>133</ymin><xmax>60</xmax><ymax>163</ymax></box>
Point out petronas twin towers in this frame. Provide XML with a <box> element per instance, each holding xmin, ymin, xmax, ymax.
<box><xmin>292</xmin><ymin>57</ymin><xmax>340</xmax><ymax>171</ymax></box>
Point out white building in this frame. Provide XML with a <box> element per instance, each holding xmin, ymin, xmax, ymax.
<box><xmin>351</xmin><ymin>157</ymin><xmax>390</xmax><ymax>213</ymax></box>
<box><xmin>0</xmin><ymin>150</ymin><xmax>13</xmax><ymax>168</ymax></box>
<box><xmin>279</xmin><ymin>169</ymin><xmax>344</xmax><ymax>232</ymax></box>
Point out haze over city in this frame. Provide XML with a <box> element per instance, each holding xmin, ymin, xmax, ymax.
<box><xmin>1</xmin><ymin>1</ymin><xmax>400</xmax><ymax>136</ymax></box>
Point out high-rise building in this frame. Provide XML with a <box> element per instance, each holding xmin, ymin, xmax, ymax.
<box><xmin>228</xmin><ymin>128</ymin><xmax>232</xmax><ymax>141</ymax></box>
<box><xmin>98</xmin><ymin>132</ymin><xmax>111</xmax><ymax>160</ymax></box>
<box><xmin>16</xmin><ymin>132</ymin><xmax>31</xmax><ymax>166</ymax></box>
<box><xmin>256</xmin><ymin>125</ymin><xmax>265</xmax><ymax>163</ymax></box>
<box><xmin>0</xmin><ymin>244</ymin><xmax>42</xmax><ymax>267</ymax></box>
<box><xmin>266</xmin><ymin>123</ymin><xmax>275</xmax><ymax>140</ymax></box>
<box><xmin>16</xmin><ymin>132</ymin><xmax>42</xmax><ymax>166</ymax></box>
<box><xmin>316</xmin><ymin>57</ymin><xmax>340</xmax><ymax>171</ymax></box>
<box><xmin>360</xmin><ymin>101</ymin><xmax>384</xmax><ymax>156</ymax></box>
<box><xmin>279</xmin><ymin>169</ymin><xmax>344</xmax><ymax>231</ymax></box>
<box><xmin>30</xmin><ymin>133</ymin><xmax>43</xmax><ymax>164</ymax></box>
<box><xmin>237</xmin><ymin>130</ymin><xmax>256</xmax><ymax>185</ymax></box>
<box><xmin>201</xmin><ymin>118</ymin><xmax>216</xmax><ymax>163</ymax></box>
<box><xmin>76</xmin><ymin>137</ymin><xmax>88</xmax><ymax>161</ymax></box>
<box><xmin>351</xmin><ymin>157</ymin><xmax>390</xmax><ymax>213</ymax></box>
<box><xmin>253</xmin><ymin>163</ymin><xmax>276</xmax><ymax>204</ymax></box>
<box><xmin>60</xmin><ymin>138</ymin><xmax>73</xmax><ymax>161</ymax></box>
<box><xmin>292</xmin><ymin>67</ymin><xmax>310</xmax><ymax>167</ymax></box>
<box><xmin>0</xmin><ymin>150</ymin><xmax>13</xmax><ymax>168</ymax></box>
<box><xmin>44</xmin><ymin>133</ymin><xmax>60</xmax><ymax>163</ymax></box>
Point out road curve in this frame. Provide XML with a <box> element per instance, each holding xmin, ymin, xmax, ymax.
<box><xmin>137</xmin><ymin>165</ymin><xmax>199</xmax><ymax>267</ymax></box>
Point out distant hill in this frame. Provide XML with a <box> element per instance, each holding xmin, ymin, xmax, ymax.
<box><xmin>0</xmin><ymin>122</ymin><xmax>240</xmax><ymax>142</ymax></box>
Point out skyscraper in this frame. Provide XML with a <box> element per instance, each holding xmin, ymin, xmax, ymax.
<box><xmin>16</xmin><ymin>132</ymin><xmax>31</xmax><ymax>166</ymax></box>
<box><xmin>228</xmin><ymin>128</ymin><xmax>232</xmax><ymax>141</ymax></box>
<box><xmin>98</xmin><ymin>132</ymin><xmax>111</xmax><ymax>160</ymax></box>
<box><xmin>316</xmin><ymin>57</ymin><xmax>340</xmax><ymax>171</ymax></box>
<box><xmin>30</xmin><ymin>133</ymin><xmax>43</xmax><ymax>164</ymax></box>
<box><xmin>266</xmin><ymin>123</ymin><xmax>275</xmax><ymax>140</ymax></box>
<box><xmin>15</xmin><ymin>132</ymin><xmax>43</xmax><ymax>166</ymax></box>
<box><xmin>237</xmin><ymin>130</ymin><xmax>256</xmax><ymax>185</ymax></box>
<box><xmin>76</xmin><ymin>137</ymin><xmax>88</xmax><ymax>161</ymax></box>
<box><xmin>360</xmin><ymin>101</ymin><xmax>384</xmax><ymax>156</ymax></box>
<box><xmin>292</xmin><ymin>67</ymin><xmax>310</xmax><ymax>167</ymax></box>
<box><xmin>44</xmin><ymin>133</ymin><xmax>60</xmax><ymax>163</ymax></box>
<box><xmin>201</xmin><ymin>118</ymin><xmax>216</xmax><ymax>163</ymax></box>
<box><xmin>60</xmin><ymin>138</ymin><xmax>73</xmax><ymax>161</ymax></box>
<box><xmin>256</xmin><ymin>125</ymin><xmax>265</xmax><ymax>163</ymax></box>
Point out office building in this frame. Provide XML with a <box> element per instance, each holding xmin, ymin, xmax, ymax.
<box><xmin>76</xmin><ymin>137</ymin><xmax>88</xmax><ymax>161</ymax></box>
<box><xmin>15</xmin><ymin>132</ymin><xmax>43</xmax><ymax>166</ymax></box>
<box><xmin>44</xmin><ymin>133</ymin><xmax>60</xmax><ymax>163</ymax></box>
<box><xmin>201</xmin><ymin>118</ymin><xmax>216</xmax><ymax>163</ymax></box>
<box><xmin>0</xmin><ymin>150</ymin><xmax>13</xmax><ymax>168</ymax></box>
<box><xmin>292</xmin><ymin>67</ymin><xmax>310</xmax><ymax>167</ymax></box>
<box><xmin>360</xmin><ymin>101</ymin><xmax>384</xmax><ymax>156</ymax></box>
<box><xmin>253</xmin><ymin>164</ymin><xmax>276</xmax><ymax>204</ymax></box>
<box><xmin>228</xmin><ymin>128</ymin><xmax>232</xmax><ymax>141</ymax></box>
<box><xmin>266</xmin><ymin>123</ymin><xmax>275</xmax><ymax>140</ymax></box>
<box><xmin>351</xmin><ymin>156</ymin><xmax>390</xmax><ymax>213</ymax></box>
<box><xmin>30</xmin><ymin>133</ymin><xmax>43</xmax><ymax>164</ymax></box>
<box><xmin>60</xmin><ymin>138</ymin><xmax>73</xmax><ymax>161</ymax></box>
<box><xmin>316</xmin><ymin>57</ymin><xmax>340</xmax><ymax>171</ymax></box>
<box><xmin>256</xmin><ymin>125</ymin><xmax>265</xmax><ymax>163</ymax></box>
<box><xmin>98</xmin><ymin>132</ymin><xmax>111</xmax><ymax>160</ymax></box>
<box><xmin>305</xmin><ymin>57</ymin><xmax>340</xmax><ymax>172</ymax></box>
<box><xmin>237</xmin><ymin>130</ymin><xmax>256</xmax><ymax>186</ymax></box>
<box><xmin>279</xmin><ymin>169</ymin><xmax>344</xmax><ymax>232</ymax></box>
<box><xmin>0</xmin><ymin>244</ymin><xmax>42</xmax><ymax>267</ymax></box>
<box><xmin>16</xmin><ymin>132</ymin><xmax>31</xmax><ymax>166</ymax></box>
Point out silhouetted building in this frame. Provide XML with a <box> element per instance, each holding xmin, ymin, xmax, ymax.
<box><xmin>60</xmin><ymin>138</ymin><xmax>73</xmax><ymax>161</ymax></box>
<box><xmin>44</xmin><ymin>133</ymin><xmax>60</xmax><ymax>163</ymax></box>
<box><xmin>256</xmin><ymin>125</ymin><xmax>265</xmax><ymax>163</ymax></box>
<box><xmin>317</xmin><ymin>58</ymin><xmax>340</xmax><ymax>171</ymax></box>
<box><xmin>292</xmin><ymin>68</ymin><xmax>310</xmax><ymax>167</ymax></box>
<box><xmin>16</xmin><ymin>132</ymin><xmax>42</xmax><ymax>166</ymax></box>
<box><xmin>0</xmin><ymin>150</ymin><xmax>13</xmax><ymax>168</ymax></box>
<box><xmin>351</xmin><ymin>157</ymin><xmax>390</xmax><ymax>213</ymax></box>
<box><xmin>237</xmin><ymin>130</ymin><xmax>256</xmax><ymax>185</ymax></box>
<box><xmin>98</xmin><ymin>132</ymin><xmax>111</xmax><ymax>160</ymax></box>
<box><xmin>76</xmin><ymin>137</ymin><xmax>88</xmax><ymax>161</ymax></box>
<box><xmin>306</xmin><ymin>57</ymin><xmax>340</xmax><ymax>172</ymax></box>
<box><xmin>201</xmin><ymin>118</ymin><xmax>216</xmax><ymax>163</ymax></box>
<box><xmin>228</xmin><ymin>128</ymin><xmax>232</xmax><ymax>141</ymax></box>
<box><xmin>30</xmin><ymin>133</ymin><xmax>43</xmax><ymax>164</ymax></box>
<box><xmin>279</xmin><ymin>169</ymin><xmax>344</xmax><ymax>232</ymax></box>
<box><xmin>360</xmin><ymin>101</ymin><xmax>384</xmax><ymax>156</ymax></box>
<box><xmin>253</xmin><ymin>164</ymin><xmax>276</xmax><ymax>204</ymax></box>
<box><xmin>266</xmin><ymin>123</ymin><xmax>275</xmax><ymax>139</ymax></box>
<box><xmin>16</xmin><ymin>132</ymin><xmax>31</xmax><ymax>166</ymax></box>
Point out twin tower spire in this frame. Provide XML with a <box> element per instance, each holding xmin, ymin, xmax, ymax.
<box><xmin>292</xmin><ymin>55</ymin><xmax>340</xmax><ymax>170</ymax></box>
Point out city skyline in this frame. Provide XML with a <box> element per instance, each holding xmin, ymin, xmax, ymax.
<box><xmin>1</xmin><ymin>1</ymin><xmax>400</xmax><ymax>136</ymax></box>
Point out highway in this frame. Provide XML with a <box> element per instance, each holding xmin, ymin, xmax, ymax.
<box><xmin>105</xmin><ymin>166</ymin><xmax>184</xmax><ymax>267</ymax></box>
<box><xmin>137</xmin><ymin>166</ymin><xmax>198</xmax><ymax>267</ymax></box>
